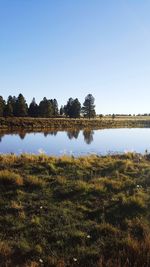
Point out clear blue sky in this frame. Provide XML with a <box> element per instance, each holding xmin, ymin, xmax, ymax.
<box><xmin>0</xmin><ymin>0</ymin><xmax>150</xmax><ymax>114</ymax></box>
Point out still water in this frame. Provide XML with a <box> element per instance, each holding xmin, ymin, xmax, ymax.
<box><xmin>0</xmin><ymin>128</ymin><xmax>150</xmax><ymax>156</ymax></box>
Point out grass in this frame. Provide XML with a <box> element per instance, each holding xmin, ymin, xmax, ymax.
<box><xmin>1</xmin><ymin>116</ymin><xmax>150</xmax><ymax>132</ymax></box>
<box><xmin>1</xmin><ymin>153</ymin><xmax>150</xmax><ymax>266</ymax></box>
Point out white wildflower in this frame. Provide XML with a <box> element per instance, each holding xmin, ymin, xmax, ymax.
<box><xmin>73</xmin><ymin>258</ymin><xmax>77</xmax><ymax>262</ymax></box>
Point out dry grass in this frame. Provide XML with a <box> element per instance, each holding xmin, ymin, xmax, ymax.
<box><xmin>1</xmin><ymin>116</ymin><xmax>150</xmax><ymax>132</ymax></box>
<box><xmin>0</xmin><ymin>153</ymin><xmax>150</xmax><ymax>266</ymax></box>
<box><xmin>0</xmin><ymin>170</ymin><xmax>23</xmax><ymax>186</ymax></box>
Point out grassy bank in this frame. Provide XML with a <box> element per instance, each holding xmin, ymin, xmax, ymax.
<box><xmin>1</xmin><ymin>153</ymin><xmax>150</xmax><ymax>266</ymax></box>
<box><xmin>1</xmin><ymin>117</ymin><xmax>150</xmax><ymax>131</ymax></box>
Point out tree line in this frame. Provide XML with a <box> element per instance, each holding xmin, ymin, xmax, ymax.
<box><xmin>0</xmin><ymin>93</ymin><xmax>96</xmax><ymax>119</ymax></box>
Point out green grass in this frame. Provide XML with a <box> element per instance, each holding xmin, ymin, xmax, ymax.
<box><xmin>1</xmin><ymin>153</ymin><xmax>150</xmax><ymax>266</ymax></box>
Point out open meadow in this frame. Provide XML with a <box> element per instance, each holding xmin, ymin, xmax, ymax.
<box><xmin>1</xmin><ymin>153</ymin><xmax>150</xmax><ymax>267</ymax></box>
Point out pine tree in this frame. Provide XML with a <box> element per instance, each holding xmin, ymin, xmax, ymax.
<box><xmin>64</xmin><ymin>98</ymin><xmax>81</xmax><ymax>118</ymax></box>
<box><xmin>64</xmin><ymin>98</ymin><xmax>74</xmax><ymax>117</ymax></box>
<box><xmin>29</xmin><ymin>98</ymin><xmax>39</xmax><ymax>117</ymax></box>
<box><xmin>60</xmin><ymin>105</ymin><xmax>64</xmax><ymax>116</ymax></box>
<box><xmin>39</xmin><ymin>97</ymin><xmax>53</xmax><ymax>117</ymax></box>
<box><xmin>71</xmin><ymin>98</ymin><xmax>81</xmax><ymax>118</ymax></box>
<box><xmin>0</xmin><ymin>96</ymin><xmax>5</xmax><ymax>117</ymax></box>
<box><xmin>4</xmin><ymin>96</ymin><xmax>14</xmax><ymax>117</ymax></box>
<box><xmin>16</xmin><ymin>94</ymin><xmax>28</xmax><ymax>117</ymax></box>
<box><xmin>11</xmin><ymin>96</ymin><xmax>17</xmax><ymax>116</ymax></box>
<box><xmin>82</xmin><ymin>94</ymin><xmax>96</xmax><ymax>119</ymax></box>
<box><xmin>4</xmin><ymin>103</ymin><xmax>13</xmax><ymax>116</ymax></box>
<box><xmin>53</xmin><ymin>99</ymin><xmax>59</xmax><ymax>116</ymax></box>
<box><xmin>49</xmin><ymin>99</ymin><xmax>59</xmax><ymax>116</ymax></box>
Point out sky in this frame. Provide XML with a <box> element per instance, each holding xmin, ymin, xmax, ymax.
<box><xmin>0</xmin><ymin>0</ymin><xmax>150</xmax><ymax>114</ymax></box>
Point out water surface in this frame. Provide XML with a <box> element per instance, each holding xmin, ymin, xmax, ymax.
<box><xmin>0</xmin><ymin>128</ymin><xmax>150</xmax><ymax>156</ymax></box>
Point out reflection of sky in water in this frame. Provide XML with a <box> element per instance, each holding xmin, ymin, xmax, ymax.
<box><xmin>0</xmin><ymin>128</ymin><xmax>150</xmax><ymax>156</ymax></box>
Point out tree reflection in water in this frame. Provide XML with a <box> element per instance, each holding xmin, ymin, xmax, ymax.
<box><xmin>0</xmin><ymin>134</ymin><xmax>4</xmax><ymax>143</ymax></box>
<box><xmin>67</xmin><ymin>129</ymin><xmax>80</xmax><ymax>140</ymax></box>
<box><xmin>44</xmin><ymin>131</ymin><xmax>57</xmax><ymax>137</ymax></box>
<box><xmin>83</xmin><ymin>129</ymin><xmax>94</xmax><ymax>144</ymax></box>
<box><xmin>0</xmin><ymin>128</ymin><xmax>95</xmax><ymax>145</ymax></box>
<box><xmin>19</xmin><ymin>132</ymin><xmax>26</xmax><ymax>140</ymax></box>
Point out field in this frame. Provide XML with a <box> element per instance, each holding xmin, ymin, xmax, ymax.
<box><xmin>1</xmin><ymin>116</ymin><xmax>150</xmax><ymax>132</ymax></box>
<box><xmin>1</xmin><ymin>153</ymin><xmax>150</xmax><ymax>267</ymax></box>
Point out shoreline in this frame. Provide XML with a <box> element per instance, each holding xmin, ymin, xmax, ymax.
<box><xmin>1</xmin><ymin>117</ymin><xmax>150</xmax><ymax>131</ymax></box>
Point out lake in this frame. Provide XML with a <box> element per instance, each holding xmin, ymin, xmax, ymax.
<box><xmin>0</xmin><ymin>128</ymin><xmax>150</xmax><ymax>156</ymax></box>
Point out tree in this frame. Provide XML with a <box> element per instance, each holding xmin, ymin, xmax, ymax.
<box><xmin>49</xmin><ymin>99</ymin><xmax>59</xmax><ymax>116</ymax></box>
<box><xmin>29</xmin><ymin>98</ymin><xmax>39</xmax><ymax>117</ymax></box>
<box><xmin>15</xmin><ymin>94</ymin><xmax>28</xmax><ymax>117</ymax></box>
<box><xmin>4</xmin><ymin>96</ymin><xmax>14</xmax><ymax>117</ymax></box>
<box><xmin>11</xmin><ymin>96</ymin><xmax>17</xmax><ymax>116</ymax></box>
<box><xmin>4</xmin><ymin>103</ymin><xmax>13</xmax><ymax>117</ymax></box>
<box><xmin>71</xmin><ymin>98</ymin><xmax>81</xmax><ymax>118</ymax></box>
<box><xmin>112</xmin><ymin>114</ymin><xmax>115</xmax><ymax>119</ymax></box>
<box><xmin>64</xmin><ymin>98</ymin><xmax>81</xmax><ymax>118</ymax></box>
<box><xmin>0</xmin><ymin>96</ymin><xmax>5</xmax><ymax>117</ymax></box>
<box><xmin>64</xmin><ymin>98</ymin><xmax>74</xmax><ymax>117</ymax></box>
<box><xmin>82</xmin><ymin>94</ymin><xmax>96</xmax><ymax>119</ymax></box>
<box><xmin>52</xmin><ymin>99</ymin><xmax>59</xmax><ymax>116</ymax></box>
<box><xmin>60</xmin><ymin>105</ymin><xmax>64</xmax><ymax>116</ymax></box>
<box><xmin>39</xmin><ymin>97</ymin><xmax>53</xmax><ymax>117</ymax></box>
